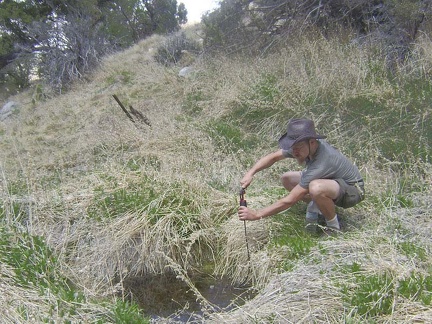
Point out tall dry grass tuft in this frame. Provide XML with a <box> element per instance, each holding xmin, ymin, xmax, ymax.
<box><xmin>215</xmin><ymin>217</ymin><xmax>272</xmax><ymax>287</ymax></box>
<box><xmin>0</xmin><ymin>25</ymin><xmax>431</xmax><ymax>322</ymax></box>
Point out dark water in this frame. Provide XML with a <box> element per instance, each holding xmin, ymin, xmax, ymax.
<box><xmin>122</xmin><ymin>272</ymin><xmax>256</xmax><ymax>321</ymax></box>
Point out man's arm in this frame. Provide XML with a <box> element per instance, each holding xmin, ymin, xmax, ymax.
<box><xmin>240</xmin><ymin>149</ymin><xmax>286</xmax><ymax>188</ymax></box>
<box><xmin>238</xmin><ymin>184</ymin><xmax>308</xmax><ymax>221</ymax></box>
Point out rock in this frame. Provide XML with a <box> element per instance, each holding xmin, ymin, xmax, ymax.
<box><xmin>178</xmin><ymin>66</ymin><xmax>195</xmax><ymax>78</ymax></box>
<box><xmin>0</xmin><ymin>101</ymin><xmax>19</xmax><ymax>121</ymax></box>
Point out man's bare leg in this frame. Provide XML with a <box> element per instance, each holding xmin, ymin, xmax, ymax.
<box><xmin>281</xmin><ymin>171</ymin><xmax>301</xmax><ymax>191</ymax></box>
<box><xmin>282</xmin><ymin>171</ymin><xmax>321</xmax><ymax>233</ymax></box>
<box><xmin>309</xmin><ymin>179</ymin><xmax>341</xmax><ymax>229</ymax></box>
<box><xmin>281</xmin><ymin>171</ymin><xmax>311</xmax><ymax>202</ymax></box>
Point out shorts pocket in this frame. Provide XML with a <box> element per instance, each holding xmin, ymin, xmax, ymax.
<box><xmin>342</xmin><ymin>185</ymin><xmax>363</xmax><ymax>208</ymax></box>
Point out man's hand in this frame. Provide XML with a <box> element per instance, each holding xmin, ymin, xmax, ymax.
<box><xmin>238</xmin><ymin>206</ymin><xmax>260</xmax><ymax>221</ymax></box>
<box><xmin>240</xmin><ymin>174</ymin><xmax>253</xmax><ymax>189</ymax></box>
<box><xmin>240</xmin><ymin>150</ymin><xmax>285</xmax><ymax>189</ymax></box>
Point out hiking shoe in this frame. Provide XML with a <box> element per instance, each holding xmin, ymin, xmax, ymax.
<box><xmin>319</xmin><ymin>225</ymin><xmax>341</xmax><ymax>237</ymax></box>
<box><xmin>305</xmin><ymin>219</ymin><xmax>318</xmax><ymax>234</ymax></box>
<box><xmin>336</xmin><ymin>214</ymin><xmax>345</xmax><ymax>230</ymax></box>
<box><xmin>317</xmin><ymin>213</ymin><xmax>326</xmax><ymax>227</ymax></box>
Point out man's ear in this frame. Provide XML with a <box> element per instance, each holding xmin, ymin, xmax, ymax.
<box><xmin>310</xmin><ymin>138</ymin><xmax>318</xmax><ymax>147</ymax></box>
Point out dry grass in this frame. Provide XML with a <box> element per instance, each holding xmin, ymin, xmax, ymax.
<box><xmin>0</xmin><ymin>27</ymin><xmax>431</xmax><ymax>322</ymax></box>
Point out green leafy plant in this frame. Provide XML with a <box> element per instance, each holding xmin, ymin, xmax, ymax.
<box><xmin>111</xmin><ymin>300</ymin><xmax>148</xmax><ymax>324</ymax></box>
<box><xmin>342</xmin><ymin>272</ymin><xmax>394</xmax><ymax>317</ymax></box>
<box><xmin>0</xmin><ymin>227</ymin><xmax>87</xmax><ymax>317</ymax></box>
<box><xmin>398</xmin><ymin>272</ymin><xmax>432</xmax><ymax>306</ymax></box>
<box><xmin>0</xmin><ymin>229</ymin><xmax>58</xmax><ymax>289</ymax></box>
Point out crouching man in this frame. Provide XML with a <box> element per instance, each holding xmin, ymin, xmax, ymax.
<box><xmin>238</xmin><ymin>118</ymin><xmax>365</xmax><ymax>234</ymax></box>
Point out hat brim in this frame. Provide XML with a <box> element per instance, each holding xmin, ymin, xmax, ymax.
<box><xmin>278</xmin><ymin>133</ymin><xmax>326</xmax><ymax>150</ymax></box>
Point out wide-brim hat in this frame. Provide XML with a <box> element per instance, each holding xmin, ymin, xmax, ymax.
<box><xmin>278</xmin><ymin>118</ymin><xmax>326</xmax><ymax>150</ymax></box>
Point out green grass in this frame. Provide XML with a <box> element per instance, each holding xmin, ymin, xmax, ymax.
<box><xmin>1</xmin><ymin>26</ymin><xmax>432</xmax><ymax>323</ymax></box>
<box><xmin>0</xmin><ymin>228</ymin><xmax>64</xmax><ymax>291</ymax></box>
<box><xmin>251</xmin><ymin>74</ymin><xmax>281</xmax><ymax>103</ymax></box>
<box><xmin>309</xmin><ymin>76</ymin><xmax>432</xmax><ymax>168</ymax></box>
<box><xmin>182</xmin><ymin>89</ymin><xmax>206</xmax><ymax>115</ymax></box>
<box><xmin>269</xmin><ymin>204</ymin><xmax>320</xmax><ymax>271</ymax></box>
<box><xmin>110</xmin><ymin>300</ymin><xmax>149</xmax><ymax>324</ymax></box>
<box><xmin>88</xmin><ymin>186</ymin><xmax>153</xmax><ymax>219</ymax></box>
<box><xmin>368</xmin><ymin>179</ymin><xmax>417</xmax><ymax>212</ymax></box>
<box><xmin>5</xmin><ymin>174</ymin><xmax>28</xmax><ymax>196</ymax></box>
<box><xmin>125</xmin><ymin>155</ymin><xmax>162</xmax><ymax>172</ymax></box>
<box><xmin>343</xmin><ymin>271</ymin><xmax>394</xmax><ymax>317</ymax></box>
<box><xmin>341</xmin><ymin>267</ymin><xmax>432</xmax><ymax>318</ymax></box>
<box><xmin>202</xmin><ymin>74</ymin><xmax>285</xmax><ymax>153</ymax></box>
<box><xmin>205</xmin><ymin>120</ymin><xmax>260</xmax><ymax>153</ymax></box>
<box><xmin>398</xmin><ymin>241</ymin><xmax>428</xmax><ymax>262</ymax></box>
<box><xmin>226</xmin><ymin>73</ymin><xmax>288</xmax><ymax>134</ymax></box>
<box><xmin>398</xmin><ymin>272</ymin><xmax>432</xmax><ymax>306</ymax></box>
<box><xmin>88</xmin><ymin>177</ymin><xmax>202</xmax><ymax>222</ymax></box>
<box><xmin>0</xmin><ymin>200</ymin><xmax>23</xmax><ymax>221</ymax></box>
<box><xmin>0</xmin><ymin>225</ymin><xmax>147</xmax><ymax>322</ymax></box>
<box><xmin>87</xmin><ymin>177</ymin><xmax>215</xmax><ymax>240</ymax></box>
<box><xmin>247</xmin><ymin>187</ymin><xmax>323</xmax><ymax>271</ymax></box>
<box><xmin>105</xmin><ymin>70</ymin><xmax>134</xmax><ymax>86</ymax></box>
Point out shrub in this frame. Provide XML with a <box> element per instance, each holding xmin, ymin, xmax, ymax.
<box><xmin>154</xmin><ymin>32</ymin><xmax>201</xmax><ymax>66</ymax></box>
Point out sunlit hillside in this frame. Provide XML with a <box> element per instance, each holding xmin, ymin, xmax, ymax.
<box><xmin>0</xmin><ymin>26</ymin><xmax>431</xmax><ymax>323</ymax></box>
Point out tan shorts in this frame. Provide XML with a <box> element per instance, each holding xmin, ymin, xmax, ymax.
<box><xmin>334</xmin><ymin>178</ymin><xmax>365</xmax><ymax>208</ymax></box>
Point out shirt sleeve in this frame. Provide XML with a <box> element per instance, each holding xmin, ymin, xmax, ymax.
<box><xmin>299</xmin><ymin>164</ymin><xmax>322</xmax><ymax>189</ymax></box>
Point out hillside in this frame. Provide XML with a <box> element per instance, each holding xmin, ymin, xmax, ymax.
<box><xmin>0</xmin><ymin>28</ymin><xmax>431</xmax><ymax>323</ymax></box>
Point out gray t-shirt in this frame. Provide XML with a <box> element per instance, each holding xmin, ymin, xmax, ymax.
<box><xmin>282</xmin><ymin>140</ymin><xmax>362</xmax><ymax>189</ymax></box>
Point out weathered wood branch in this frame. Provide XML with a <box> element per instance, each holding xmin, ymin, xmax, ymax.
<box><xmin>112</xmin><ymin>94</ymin><xmax>135</xmax><ymax>123</ymax></box>
<box><xmin>112</xmin><ymin>94</ymin><xmax>151</xmax><ymax>127</ymax></box>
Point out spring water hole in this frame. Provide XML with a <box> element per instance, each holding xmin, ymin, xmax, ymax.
<box><xmin>121</xmin><ymin>271</ymin><xmax>257</xmax><ymax>321</ymax></box>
